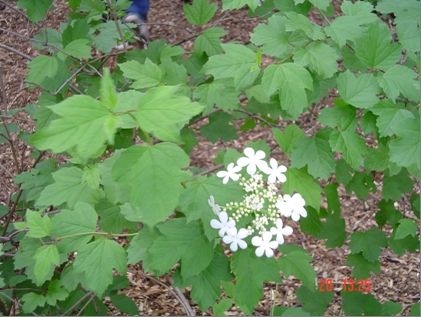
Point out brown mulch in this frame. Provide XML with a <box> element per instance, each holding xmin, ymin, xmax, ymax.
<box><xmin>0</xmin><ymin>0</ymin><xmax>419</xmax><ymax>316</ymax></box>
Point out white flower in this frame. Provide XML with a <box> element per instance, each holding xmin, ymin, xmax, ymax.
<box><xmin>270</xmin><ymin>219</ymin><xmax>293</xmax><ymax>244</ymax></box>
<box><xmin>276</xmin><ymin>193</ymin><xmax>307</xmax><ymax>221</ymax></box>
<box><xmin>262</xmin><ymin>158</ymin><xmax>287</xmax><ymax>183</ymax></box>
<box><xmin>208</xmin><ymin>195</ymin><xmax>221</xmax><ymax>216</ymax></box>
<box><xmin>251</xmin><ymin>231</ymin><xmax>278</xmax><ymax>258</ymax></box>
<box><xmin>210</xmin><ymin>211</ymin><xmax>236</xmax><ymax>237</ymax></box>
<box><xmin>223</xmin><ymin>227</ymin><xmax>248</xmax><ymax>251</ymax></box>
<box><xmin>216</xmin><ymin>163</ymin><xmax>242</xmax><ymax>184</ymax></box>
<box><xmin>237</xmin><ymin>147</ymin><xmax>268</xmax><ymax>175</ymax></box>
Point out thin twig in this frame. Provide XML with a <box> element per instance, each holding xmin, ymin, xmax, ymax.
<box><xmin>60</xmin><ymin>291</ymin><xmax>94</xmax><ymax>316</ymax></box>
<box><xmin>0</xmin><ymin>43</ymin><xmax>33</xmax><ymax>60</ymax></box>
<box><xmin>76</xmin><ymin>293</ymin><xmax>97</xmax><ymax>316</ymax></box>
<box><xmin>127</xmin><ymin>269</ymin><xmax>195</xmax><ymax>316</ymax></box>
<box><xmin>0</xmin><ymin>291</ymin><xmax>39</xmax><ymax>316</ymax></box>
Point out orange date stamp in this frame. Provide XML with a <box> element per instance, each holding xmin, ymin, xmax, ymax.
<box><xmin>318</xmin><ymin>278</ymin><xmax>371</xmax><ymax>292</ymax></box>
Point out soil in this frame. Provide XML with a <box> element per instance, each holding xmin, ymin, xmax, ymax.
<box><xmin>0</xmin><ymin>0</ymin><xmax>419</xmax><ymax>316</ymax></box>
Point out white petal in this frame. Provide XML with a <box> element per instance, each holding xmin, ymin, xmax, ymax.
<box><xmin>255</xmin><ymin>246</ymin><xmax>264</xmax><ymax>257</ymax></box>
<box><xmin>278</xmin><ymin>165</ymin><xmax>287</xmax><ymax>172</ymax></box>
<box><xmin>277</xmin><ymin>174</ymin><xmax>287</xmax><ymax>183</ymax></box>
<box><xmin>223</xmin><ymin>235</ymin><xmax>234</xmax><ymax>244</ymax></box>
<box><xmin>230</xmin><ymin>173</ymin><xmax>240</xmax><ymax>181</ymax></box>
<box><xmin>262</xmin><ymin>231</ymin><xmax>273</xmax><ymax>242</ymax></box>
<box><xmin>265</xmin><ymin>248</ymin><xmax>274</xmax><ymax>258</ymax></box>
<box><xmin>210</xmin><ymin>219</ymin><xmax>222</xmax><ymax>229</ymax></box>
<box><xmin>237</xmin><ymin>157</ymin><xmax>250</xmax><ymax>167</ymax></box>
<box><xmin>291</xmin><ymin>212</ymin><xmax>300</xmax><ymax>221</ymax></box>
<box><xmin>219</xmin><ymin>212</ymin><xmax>228</xmax><ymax>223</ymax></box>
<box><xmin>255</xmin><ymin>150</ymin><xmax>266</xmax><ymax>159</ymax></box>
<box><xmin>238</xmin><ymin>228</ymin><xmax>249</xmax><ymax>239</ymax></box>
<box><xmin>269</xmin><ymin>241</ymin><xmax>279</xmax><ymax>249</ymax></box>
<box><xmin>216</xmin><ymin>171</ymin><xmax>227</xmax><ymax>178</ymax></box>
<box><xmin>229</xmin><ymin>242</ymin><xmax>239</xmax><ymax>252</ymax></box>
<box><xmin>246</xmin><ymin>163</ymin><xmax>257</xmax><ymax>175</ymax></box>
<box><xmin>243</xmin><ymin>147</ymin><xmax>255</xmax><ymax>158</ymax></box>
<box><xmin>252</xmin><ymin>236</ymin><xmax>262</xmax><ymax>246</ymax></box>
<box><xmin>269</xmin><ymin>158</ymin><xmax>278</xmax><ymax>169</ymax></box>
<box><xmin>282</xmin><ymin>226</ymin><xmax>293</xmax><ymax>236</ymax></box>
<box><xmin>238</xmin><ymin>240</ymin><xmax>247</xmax><ymax>249</ymax></box>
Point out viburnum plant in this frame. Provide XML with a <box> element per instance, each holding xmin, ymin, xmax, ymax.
<box><xmin>209</xmin><ymin>147</ymin><xmax>306</xmax><ymax>258</ymax></box>
<box><xmin>0</xmin><ymin>0</ymin><xmax>420</xmax><ymax>316</ymax></box>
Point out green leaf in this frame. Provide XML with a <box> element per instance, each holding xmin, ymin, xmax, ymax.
<box><xmin>290</xmin><ymin>134</ymin><xmax>335</xmax><ymax>180</ymax></box>
<box><xmin>222</xmin><ymin>0</ymin><xmax>261</xmax><ymax>11</ymax></box>
<box><xmin>341</xmin><ymin>0</ymin><xmax>377</xmax><ymax>25</ymax></box>
<box><xmin>329</xmin><ymin>129</ymin><xmax>367</xmax><ymax>170</ymax></box>
<box><xmin>46</xmin><ymin>280</ymin><xmax>69</xmax><ymax>306</ymax></box>
<box><xmin>337</xmin><ymin>71</ymin><xmax>380</xmax><ymax>109</ymax></box>
<box><xmin>293</xmin><ymin>42</ymin><xmax>339</xmax><ymax>79</ymax></box>
<box><xmin>194</xmin><ymin>79</ymin><xmax>239</xmax><ymax>114</ymax></box>
<box><xmin>64</xmin><ymin>39</ymin><xmax>92</xmax><ymax>58</ymax></box>
<box><xmin>194</xmin><ymin>27</ymin><xmax>228</xmax><ymax>56</ymax></box>
<box><xmin>395</xmin><ymin>219</ymin><xmax>418</xmax><ymax>240</ymax></box>
<box><xmin>370</xmin><ymin>99</ymin><xmax>415</xmax><ymax>137</ymax></box>
<box><xmin>17</xmin><ymin>0</ymin><xmax>52</xmax><ymax>23</ymax></box>
<box><xmin>272</xmin><ymin>125</ymin><xmax>305</xmax><ymax>154</ymax></box>
<box><xmin>375</xmin><ymin>0</ymin><xmax>420</xmax><ymax>24</ymax></box>
<box><xmin>251</xmin><ymin>15</ymin><xmax>303</xmax><ymax>58</ymax></box>
<box><xmin>389</xmin><ymin>116</ymin><xmax>420</xmax><ymax>169</ymax></box>
<box><xmin>364</xmin><ymin>144</ymin><xmax>390</xmax><ymax>172</ymax></box>
<box><xmin>284</xmin><ymin>11</ymin><xmax>324</xmax><ymax>40</ymax></box>
<box><xmin>110</xmin><ymin>294</ymin><xmax>139</xmax><ymax>315</ymax></box>
<box><xmin>100</xmin><ymin>68</ymin><xmax>118</xmax><ymax>112</ymax></box>
<box><xmin>203</xmin><ymin>43</ymin><xmax>260</xmax><ymax>90</ymax></box>
<box><xmin>213</xmin><ymin>298</ymin><xmax>234</xmax><ymax>316</ymax></box>
<box><xmin>317</xmin><ymin>214</ymin><xmax>347</xmax><ymax>248</ymax></box>
<box><xmin>342</xmin><ymin>291</ymin><xmax>370</xmax><ymax>316</ymax></box>
<box><xmin>26</xmin><ymin>210</ymin><xmax>50</xmax><ymax>238</ymax></box>
<box><xmin>382</xmin><ymin>169</ymin><xmax>413</xmax><ymax>201</ymax></box>
<box><xmin>389</xmin><ymin>230</ymin><xmax>419</xmax><ymax>256</ymax></box>
<box><xmin>345</xmin><ymin>171</ymin><xmax>375</xmax><ymax>200</ymax></box>
<box><xmin>324</xmin><ymin>183</ymin><xmax>341</xmax><ymax>216</ymax></box>
<box><xmin>411</xmin><ymin>302</ymin><xmax>420</xmax><ymax>316</ymax></box>
<box><xmin>160</xmin><ymin>60</ymin><xmax>188</xmax><ymax>85</ymax></box>
<box><xmin>319</xmin><ymin>104</ymin><xmax>357</xmax><ymax>131</ymax></box>
<box><xmin>376</xmin><ymin>199</ymin><xmax>403</xmax><ymax>228</ymax></box>
<box><xmin>34</xmin><ymin>245</ymin><xmax>59</xmax><ymax>284</ymax></box>
<box><xmin>278</xmin><ymin>250</ymin><xmax>316</xmax><ymax>289</ymax></box>
<box><xmin>82</xmin><ymin>164</ymin><xmax>102</xmax><ymax>190</ymax></box>
<box><xmin>21</xmin><ymin>292</ymin><xmax>46</xmax><ymax>313</ymax></box>
<box><xmin>183</xmin><ymin>0</ymin><xmax>217</xmax><ymax>25</ymax></box>
<box><xmin>346</xmin><ymin>253</ymin><xmax>381</xmax><ymax>279</ymax></box>
<box><xmin>349</xmin><ymin>228</ymin><xmax>387</xmax><ymax>262</ymax></box>
<box><xmin>283</xmin><ymin>167</ymin><xmax>322</xmax><ymax>211</ymax></box>
<box><xmin>261</xmin><ymin>63</ymin><xmax>313</xmax><ymax>119</ymax></box>
<box><xmin>73</xmin><ymin>238</ymin><xmax>127</xmax><ymax>295</ymax></box>
<box><xmin>200</xmin><ymin>112</ymin><xmax>238</xmax><ymax>143</ymax></box>
<box><xmin>410</xmin><ymin>194</ymin><xmax>420</xmax><ymax>219</ymax></box>
<box><xmin>26</xmin><ymin>55</ymin><xmax>58</xmax><ymax>87</ymax></box>
<box><xmin>134</xmin><ymin>86</ymin><xmax>204</xmax><ymax>143</ymax></box>
<box><xmin>324</xmin><ymin>16</ymin><xmax>363</xmax><ymax>48</ymax></box>
<box><xmin>146</xmin><ymin>218</ymin><xmax>214</xmax><ymax>278</ymax></box>
<box><xmin>112</xmin><ymin>143</ymin><xmax>191</xmax><ymax>227</ymax></box>
<box><xmin>300</xmin><ymin>206</ymin><xmax>323</xmax><ymax>236</ymax></box>
<box><xmin>178</xmin><ymin>175</ymin><xmax>244</xmax><ymax>222</ymax></box>
<box><xmin>296</xmin><ymin>285</ymin><xmax>333</xmax><ymax>315</ymax></box>
<box><xmin>396</xmin><ymin>21</ymin><xmax>420</xmax><ymax>53</ymax></box>
<box><xmin>51</xmin><ymin>202</ymin><xmax>97</xmax><ymax>253</ymax></box>
<box><xmin>119</xmin><ymin>59</ymin><xmax>162</xmax><ymax>89</ymax></box>
<box><xmin>30</xmin><ymin>95</ymin><xmax>117</xmax><ymax>159</ymax></box>
<box><xmin>175</xmin><ymin>253</ymin><xmax>232</xmax><ymax>310</ymax></box>
<box><xmin>37</xmin><ymin>167</ymin><xmax>104</xmax><ymax>209</ymax></box>
<box><xmin>231</xmin><ymin>248</ymin><xmax>281</xmax><ymax>315</ymax></box>
<box><xmin>377</xmin><ymin>66</ymin><xmax>420</xmax><ymax>103</ymax></box>
<box><xmin>96</xmin><ymin>199</ymin><xmax>136</xmax><ymax>234</ymax></box>
<box><xmin>127</xmin><ymin>227</ymin><xmax>161</xmax><ymax>264</ymax></box>
<box><xmin>307</xmin><ymin>0</ymin><xmax>329</xmax><ymax>10</ymax></box>
<box><xmin>354</xmin><ymin>21</ymin><xmax>402</xmax><ymax>70</ymax></box>
<box><xmin>273</xmin><ymin>306</ymin><xmax>310</xmax><ymax>316</ymax></box>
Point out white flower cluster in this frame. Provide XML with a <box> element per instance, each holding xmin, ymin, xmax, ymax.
<box><xmin>210</xmin><ymin>147</ymin><xmax>307</xmax><ymax>258</ymax></box>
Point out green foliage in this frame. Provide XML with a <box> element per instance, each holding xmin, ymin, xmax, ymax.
<box><xmin>1</xmin><ymin>0</ymin><xmax>419</xmax><ymax>315</ymax></box>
